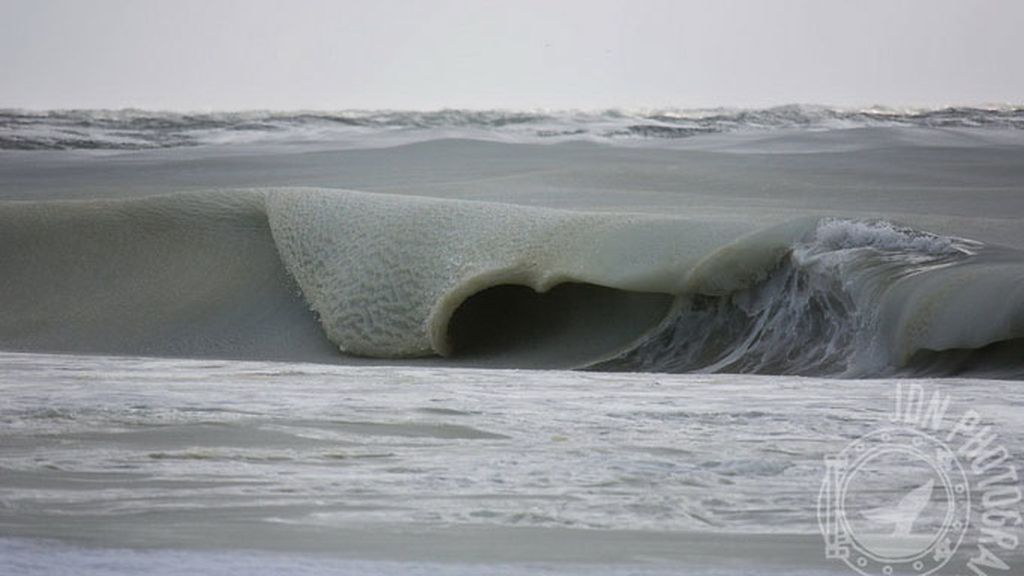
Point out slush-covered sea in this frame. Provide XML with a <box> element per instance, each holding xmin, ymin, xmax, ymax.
<box><xmin>2</xmin><ymin>106</ymin><xmax>1022</xmax><ymax>574</ymax></box>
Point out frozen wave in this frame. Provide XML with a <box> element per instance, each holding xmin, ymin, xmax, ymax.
<box><xmin>2</xmin><ymin>188</ymin><xmax>1023</xmax><ymax>377</ymax></box>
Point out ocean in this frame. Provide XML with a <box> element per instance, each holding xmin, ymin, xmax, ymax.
<box><xmin>1</xmin><ymin>106</ymin><xmax>1022</xmax><ymax>575</ymax></box>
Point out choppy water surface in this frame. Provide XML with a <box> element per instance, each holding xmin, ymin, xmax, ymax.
<box><xmin>2</xmin><ymin>352</ymin><xmax>1022</xmax><ymax>574</ymax></box>
<box><xmin>3</xmin><ymin>105</ymin><xmax>1023</xmax><ymax>150</ymax></box>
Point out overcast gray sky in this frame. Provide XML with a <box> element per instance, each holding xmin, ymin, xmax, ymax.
<box><xmin>1</xmin><ymin>0</ymin><xmax>1021</xmax><ymax>111</ymax></box>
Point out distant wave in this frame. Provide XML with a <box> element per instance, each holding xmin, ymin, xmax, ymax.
<box><xmin>2</xmin><ymin>188</ymin><xmax>1022</xmax><ymax>378</ymax></box>
<box><xmin>2</xmin><ymin>104</ymin><xmax>1023</xmax><ymax>150</ymax></box>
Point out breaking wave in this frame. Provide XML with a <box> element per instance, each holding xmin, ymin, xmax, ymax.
<box><xmin>597</xmin><ymin>220</ymin><xmax>1023</xmax><ymax>377</ymax></box>
<box><xmin>3</xmin><ymin>104</ymin><xmax>1024</xmax><ymax>150</ymax></box>
<box><xmin>1</xmin><ymin>188</ymin><xmax>1023</xmax><ymax>378</ymax></box>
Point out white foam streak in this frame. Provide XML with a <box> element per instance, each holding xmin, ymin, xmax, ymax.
<box><xmin>3</xmin><ymin>105</ymin><xmax>1023</xmax><ymax>150</ymax></box>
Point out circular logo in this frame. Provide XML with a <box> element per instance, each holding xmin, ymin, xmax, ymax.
<box><xmin>818</xmin><ymin>427</ymin><xmax>971</xmax><ymax>576</ymax></box>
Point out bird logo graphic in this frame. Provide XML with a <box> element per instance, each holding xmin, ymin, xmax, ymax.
<box><xmin>860</xmin><ymin>478</ymin><xmax>935</xmax><ymax>537</ymax></box>
<box><xmin>818</xmin><ymin>427</ymin><xmax>971</xmax><ymax>576</ymax></box>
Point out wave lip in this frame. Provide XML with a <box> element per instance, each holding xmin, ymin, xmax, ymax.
<box><xmin>264</xmin><ymin>188</ymin><xmax>730</xmax><ymax>362</ymax></box>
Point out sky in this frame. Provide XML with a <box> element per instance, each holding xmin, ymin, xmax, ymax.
<box><xmin>1</xmin><ymin>0</ymin><xmax>1021</xmax><ymax>111</ymax></box>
